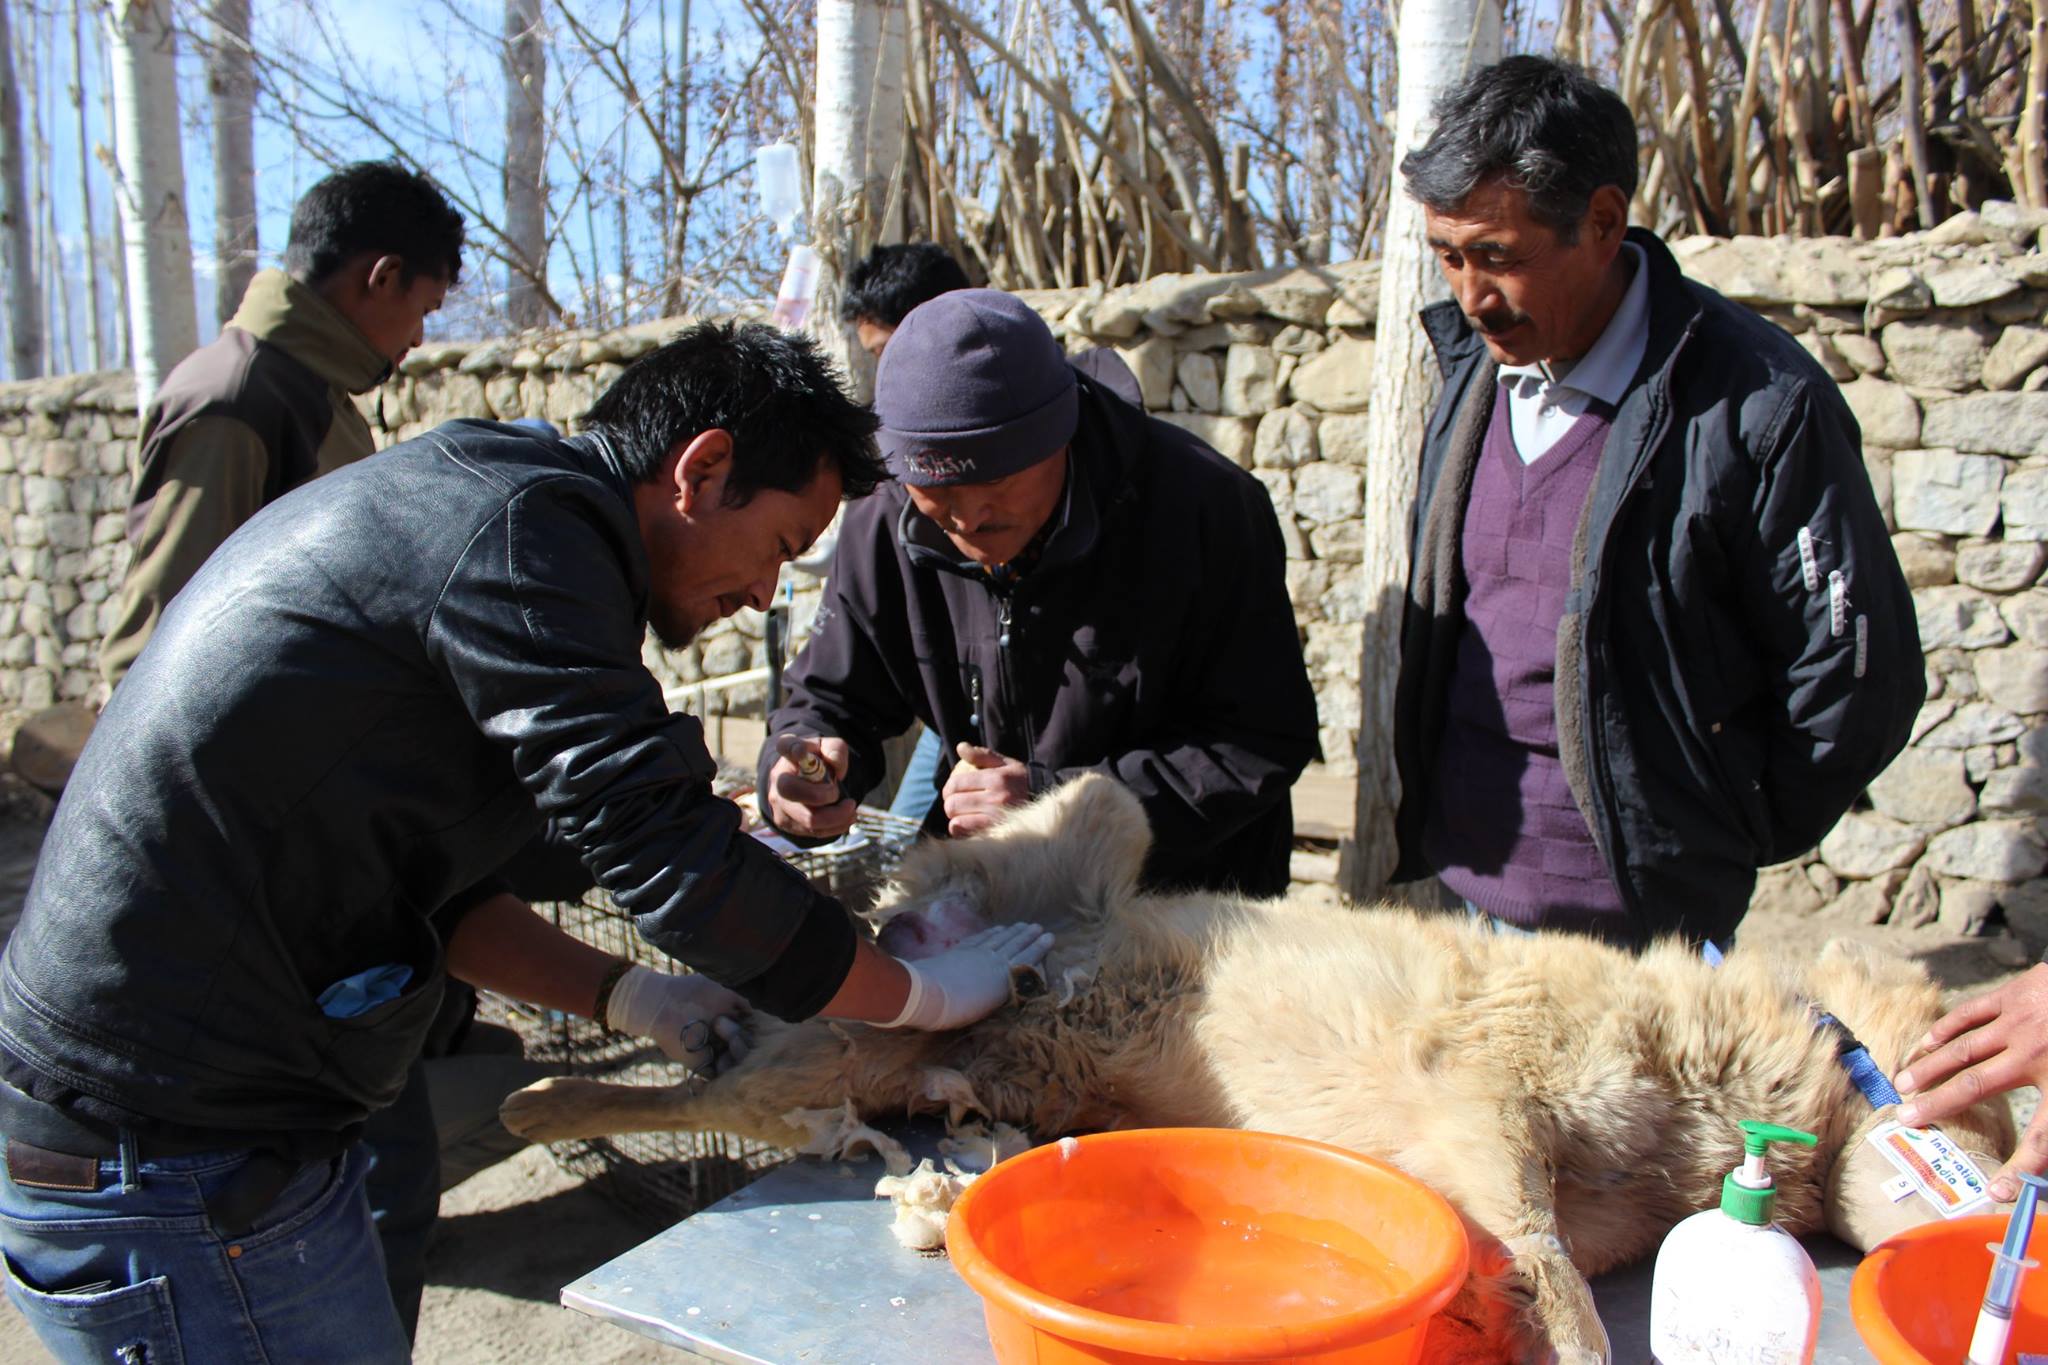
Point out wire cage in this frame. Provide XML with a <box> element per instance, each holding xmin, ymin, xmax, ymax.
<box><xmin>486</xmin><ymin>798</ymin><xmax>925</xmax><ymax>1224</ymax></box>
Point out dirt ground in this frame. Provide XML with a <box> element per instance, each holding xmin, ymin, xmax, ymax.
<box><xmin>0</xmin><ymin>805</ymin><xmax>2036</xmax><ymax>1363</ymax></box>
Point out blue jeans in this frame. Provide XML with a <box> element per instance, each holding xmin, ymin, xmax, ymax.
<box><xmin>888</xmin><ymin>726</ymin><xmax>944</xmax><ymax>823</ymax></box>
<box><xmin>0</xmin><ymin>1139</ymin><xmax>408</xmax><ymax>1364</ymax></box>
<box><xmin>364</xmin><ymin>1061</ymin><xmax>439</xmax><ymax>1341</ymax></box>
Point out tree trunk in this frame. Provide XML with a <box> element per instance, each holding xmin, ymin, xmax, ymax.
<box><xmin>208</xmin><ymin>0</ymin><xmax>257</xmax><ymax>327</ymax></box>
<box><xmin>864</xmin><ymin>0</ymin><xmax>909</xmax><ymax>248</ymax></box>
<box><xmin>1305</xmin><ymin>0</ymin><xmax>1340</xmax><ymax>265</ymax></box>
<box><xmin>811</xmin><ymin>0</ymin><xmax>902</xmax><ymax>397</ymax></box>
<box><xmin>1892</xmin><ymin>0</ymin><xmax>1936</xmax><ymax>229</ymax></box>
<box><xmin>102</xmin><ymin>0</ymin><xmax>197</xmax><ymax>410</ymax></box>
<box><xmin>100</xmin><ymin>23</ymin><xmax>130</xmax><ymax>369</ymax></box>
<box><xmin>72</xmin><ymin>4</ymin><xmax>103</xmax><ymax>370</ymax></box>
<box><xmin>29</xmin><ymin>3</ymin><xmax>59</xmax><ymax>372</ymax></box>
<box><xmin>503</xmin><ymin>0</ymin><xmax>550</xmax><ymax>331</ymax></box>
<box><xmin>1343</xmin><ymin>0</ymin><xmax>1503</xmax><ymax>903</ymax></box>
<box><xmin>0</xmin><ymin>0</ymin><xmax>42</xmax><ymax>380</ymax></box>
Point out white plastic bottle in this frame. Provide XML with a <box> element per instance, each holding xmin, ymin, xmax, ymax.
<box><xmin>753</xmin><ymin>142</ymin><xmax>805</xmax><ymax>237</ymax></box>
<box><xmin>768</xmin><ymin>244</ymin><xmax>821</xmax><ymax>331</ymax></box>
<box><xmin>1649</xmin><ymin>1120</ymin><xmax>1822</xmax><ymax>1365</ymax></box>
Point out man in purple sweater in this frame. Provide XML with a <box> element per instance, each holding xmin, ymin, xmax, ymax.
<box><xmin>1390</xmin><ymin>57</ymin><xmax>1921</xmax><ymax>952</ymax></box>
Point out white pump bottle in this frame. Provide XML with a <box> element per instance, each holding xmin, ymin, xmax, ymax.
<box><xmin>1649</xmin><ymin>1120</ymin><xmax>1822</xmax><ymax>1365</ymax></box>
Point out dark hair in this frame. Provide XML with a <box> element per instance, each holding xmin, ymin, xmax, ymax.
<box><xmin>840</xmin><ymin>242</ymin><xmax>971</xmax><ymax>327</ymax></box>
<box><xmin>1400</xmin><ymin>56</ymin><xmax>1638</xmax><ymax>238</ymax></box>
<box><xmin>583</xmin><ymin>321</ymin><xmax>885</xmax><ymax>504</ymax></box>
<box><xmin>284</xmin><ymin>161</ymin><xmax>466</xmax><ymax>287</ymax></box>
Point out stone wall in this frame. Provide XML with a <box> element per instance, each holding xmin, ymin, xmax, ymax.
<box><xmin>0</xmin><ymin>374</ymin><xmax>140</xmax><ymax>710</ymax></box>
<box><xmin>2</xmin><ymin>211</ymin><xmax>2044</xmax><ymax>933</ymax></box>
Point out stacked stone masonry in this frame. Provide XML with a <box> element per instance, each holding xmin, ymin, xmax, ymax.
<box><xmin>2</xmin><ymin>205</ymin><xmax>2044</xmax><ymax>934</ymax></box>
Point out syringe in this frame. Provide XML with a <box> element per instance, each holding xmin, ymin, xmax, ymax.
<box><xmin>1966</xmin><ymin>1172</ymin><xmax>2048</xmax><ymax>1365</ymax></box>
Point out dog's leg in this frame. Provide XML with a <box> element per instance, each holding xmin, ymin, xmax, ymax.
<box><xmin>1406</xmin><ymin>1143</ymin><xmax>1611</xmax><ymax>1365</ymax></box>
<box><xmin>498</xmin><ymin>1073</ymin><xmax>815</xmax><ymax>1149</ymax></box>
<box><xmin>499</xmin><ymin>1019</ymin><xmax>951</xmax><ymax>1151</ymax></box>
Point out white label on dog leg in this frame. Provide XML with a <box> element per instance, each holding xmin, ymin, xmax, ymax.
<box><xmin>1881</xmin><ymin>1173</ymin><xmax>1917</xmax><ymax>1203</ymax></box>
<box><xmin>1867</xmin><ymin>1120</ymin><xmax>1993</xmax><ymax>1217</ymax></box>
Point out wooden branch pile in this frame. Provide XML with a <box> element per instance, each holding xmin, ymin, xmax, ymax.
<box><xmin>1568</xmin><ymin>0</ymin><xmax>2048</xmax><ymax>239</ymax></box>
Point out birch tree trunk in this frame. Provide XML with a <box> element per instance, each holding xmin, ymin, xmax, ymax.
<box><xmin>0</xmin><ymin>0</ymin><xmax>43</xmax><ymax>380</ymax></box>
<box><xmin>72</xmin><ymin>4</ymin><xmax>103</xmax><ymax>370</ymax></box>
<box><xmin>35</xmin><ymin>7</ymin><xmax>67</xmax><ymax>372</ymax></box>
<box><xmin>100</xmin><ymin>28</ymin><xmax>130</xmax><ymax>368</ymax></box>
<box><xmin>207</xmin><ymin>0</ymin><xmax>257</xmax><ymax>327</ymax></box>
<box><xmin>810</xmin><ymin>0</ymin><xmax>905</xmax><ymax>397</ymax></box>
<box><xmin>503</xmin><ymin>0</ymin><xmax>550</xmax><ymax>331</ymax></box>
<box><xmin>1343</xmin><ymin>0</ymin><xmax>1502</xmax><ymax>902</ymax></box>
<box><xmin>103</xmin><ymin>0</ymin><xmax>198</xmax><ymax>410</ymax></box>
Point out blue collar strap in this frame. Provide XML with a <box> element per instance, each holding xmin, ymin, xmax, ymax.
<box><xmin>1811</xmin><ymin>1008</ymin><xmax>1904</xmax><ymax>1109</ymax></box>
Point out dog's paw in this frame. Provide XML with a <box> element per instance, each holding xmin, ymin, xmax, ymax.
<box><xmin>498</xmin><ymin>1075</ymin><xmax>607</xmax><ymax>1142</ymax></box>
<box><xmin>1502</xmin><ymin>1235</ymin><xmax>1610</xmax><ymax>1365</ymax></box>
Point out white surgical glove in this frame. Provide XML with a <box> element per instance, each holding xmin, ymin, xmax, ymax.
<box><xmin>880</xmin><ymin>923</ymin><xmax>1055</xmax><ymax>1031</ymax></box>
<box><xmin>604</xmin><ymin>966</ymin><xmax>752</xmax><ymax>1075</ymax></box>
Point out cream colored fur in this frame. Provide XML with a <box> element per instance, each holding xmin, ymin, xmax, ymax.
<box><xmin>501</xmin><ymin>775</ymin><xmax>2014</xmax><ymax>1364</ymax></box>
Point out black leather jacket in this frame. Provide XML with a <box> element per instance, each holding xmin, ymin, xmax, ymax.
<box><xmin>0</xmin><ymin>421</ymin><xmax>855</xmax><ymax>1140</ymax></box>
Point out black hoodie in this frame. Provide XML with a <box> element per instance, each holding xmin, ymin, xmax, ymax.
<box><xmin>765</xmin><ymin>371</ymin><xmax>1318</xmax><ymax>896</ymax></box>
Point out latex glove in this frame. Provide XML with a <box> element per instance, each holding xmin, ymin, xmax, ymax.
<box><xmin>880</xmin><ymin>923</ymin><xmax>1054</xmax><ymax>1030</ymax></box>
<box><xmin>1897</xmin><ymin>961</ymin><xmax>2048</xmax><ymax>1201</ymax></box>
<box><xmin>942</xmin><ymin>742</ymin><xmax>1033</xmax><ymax>837</ymax></box>
<box><xmin>604</xmin><ymin>965</ymin><xmax>752</xmax><ymax>1075</ymax></box>
<box><xmin>765</xmin><ymin>734</ymin><xmax>857</xmax><ymax>840</ymax></box>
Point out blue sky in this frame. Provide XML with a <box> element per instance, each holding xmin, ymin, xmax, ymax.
<box><xmin>9</xmin><ymin>0</ymin><xmax>778</xmax><ymax>377</ymax></box>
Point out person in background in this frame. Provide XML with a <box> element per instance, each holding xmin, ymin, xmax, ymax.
<box><xmin>760</xmin><ymin>289</ymin><xmax>1316</xmax><ymax>896</ymax></box>
<box><xmin>839</xmin><ymin>241</ymin><xmax>975</xmax><ymax>826</ymax></box>
<box><xmin>0</xmin><ymin>322</ymin><xmax>1049</xmax><ymax>1364</ymax></box>
<box><xmin>1896</xmin><ymin>964</ymin><xmax>2048</xmax><ymax>1203</ymax></box>
<box><xmin>1388</xmin><ymin>56</ymin><xmax>1920</xmax><ymax>952</ymax></box>
<box><xmin>842</xmin><ymin>241</ymin><xmax>973</xmax><ymax>361</ymax></box>
<box><xmin>99</xmin><ymin>160</ymin><xmax>463</xmax><ymax>689</ymax></box>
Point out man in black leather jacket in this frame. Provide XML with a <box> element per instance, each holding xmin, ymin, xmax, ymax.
<box><xmin>0</xmin><ymin>323</ymin><xmax>1050</xmax><ymax>1364</ymax></box>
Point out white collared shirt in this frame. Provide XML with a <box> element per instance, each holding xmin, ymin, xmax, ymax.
<box><xmin>1495</xmin><ymin>243</ymin><xmax>1649</xmax><ymax>462</ymax></box>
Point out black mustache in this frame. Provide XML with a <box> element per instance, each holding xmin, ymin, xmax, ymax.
<box><xmin>1470</xmin><ymin>310</ymin><xmax>1527</xmax><ymax>334</ymax></box>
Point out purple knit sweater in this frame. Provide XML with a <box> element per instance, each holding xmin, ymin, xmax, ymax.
<box><xmin>1423</xmin><ymin>387</ymin><xmax>1626</xmax><ymax>929</ymax></box>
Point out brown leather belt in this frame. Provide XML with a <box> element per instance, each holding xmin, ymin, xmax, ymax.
<box><xmin>0</xmin><ymin>1080</ymin><xmax>307</xmax><ymax>1235</ymax></box>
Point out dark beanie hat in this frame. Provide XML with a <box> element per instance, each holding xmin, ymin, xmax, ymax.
<box><xmin>874</xmin><ymin>289</ymin><xmax>1077</xmax><ymax>486</ymax></box>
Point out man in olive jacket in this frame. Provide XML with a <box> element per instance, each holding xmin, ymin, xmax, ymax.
<box><xmin>1391</xmin><ymin>57</ymin><xmax>1921</xmax><ymax>951</ymax></box>
<box><xmin>98</xmin><ymin>160</ymin><xmax>463</xmax><ymax>688</ymax></box>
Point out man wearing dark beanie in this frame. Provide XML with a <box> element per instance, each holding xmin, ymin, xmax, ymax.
<box><xmin>758</xmin><ymin>289</ymin><xmax>1317</xmax><ymax>895</ymax></box>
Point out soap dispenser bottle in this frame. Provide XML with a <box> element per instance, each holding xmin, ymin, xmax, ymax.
<box><xmin>1649</xmin><ymin>1120</ymin><xmax>1822</xmax><ymax>1365</ymax></box>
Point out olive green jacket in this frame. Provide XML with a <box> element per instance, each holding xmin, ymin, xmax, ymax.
<box><xmin>99</xmin><ymin>270</ymin><xmax>390</xmax><ymax>687</ymax></box>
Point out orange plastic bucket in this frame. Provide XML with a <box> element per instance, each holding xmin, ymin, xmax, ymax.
<box><xmin>946</xmin><ymin>1128</ymin><xmax>1470</xmax><ymax>1364</ymax></box>
<box><xmin>1852</xmin><ymin>1214</ymin><xmax>2048</xmax><ymax>1362</ymax></box>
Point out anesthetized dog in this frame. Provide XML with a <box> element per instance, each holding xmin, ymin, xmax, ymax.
<box><xmin>501</xmin><ymin>774</ymin><xmax>2015</xmax><ymax>1364</ymax></box>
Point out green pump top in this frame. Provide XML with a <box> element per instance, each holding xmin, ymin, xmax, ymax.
<box><xmin>1720</xmin><ymin>1120</ymin><xmax>1819</xmax><ymax>1226</ymax></box>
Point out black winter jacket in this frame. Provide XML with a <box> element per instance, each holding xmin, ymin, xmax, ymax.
<box><xmin>1394</xmin><ymin>229</ymin><xmax>1923</xmax><ymax>948</ymax></box>
<box><xmin>763</xmin><ymin>372</ymin><xmax>1318</xmax><ymax>895</ymax></box>
<box><xmin>0</xmin><ymin>422</ymin><xmax>855</xmax><ymax>1141</ymax></box>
